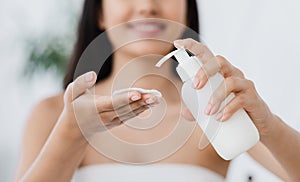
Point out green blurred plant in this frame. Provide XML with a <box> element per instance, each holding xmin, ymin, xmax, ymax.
<box><xmin>23</xmin><ymin>36</ymin><xmax>71</xmax><ymax>79</ymax></box>
<box><xmin>23</xmin><ymin>1</ymin><xmax>79</xmax><ymax>81</ymax></box>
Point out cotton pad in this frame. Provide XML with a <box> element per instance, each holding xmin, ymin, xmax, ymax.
<box><xmin>112</xmin><ymin>88</ymin><xmax>162</xmax><ymax>98</ymax></box>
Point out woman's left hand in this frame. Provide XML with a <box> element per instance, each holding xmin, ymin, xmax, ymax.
<box><xmin>174</xmin><ymin>38</ymin><xmax>275</xmax><ymax>137</ymax></box>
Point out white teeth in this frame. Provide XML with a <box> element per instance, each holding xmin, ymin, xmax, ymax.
<box><xmin>134</xmin><ymin>24</ymin><xmax>160</xmax><ymax>32</ymax></box>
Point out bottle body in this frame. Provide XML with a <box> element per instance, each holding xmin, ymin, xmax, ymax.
<box><xmin>180</xmin><ymin>68</ymin><xmax>259</xmax><ymax>160</ymax></box>
<box><xmin>155</xmin><ymin>47</ymin><xmax>260</xmax><ymax>160</ymax></box>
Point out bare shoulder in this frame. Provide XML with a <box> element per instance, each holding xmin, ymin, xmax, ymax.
<box><xmin>25</xmin><ymin>93</ymin><xmax>65</xmax><ymax>133</ymax></box>
<box><xmin>23</xmin><ymin>92</ymin><xmax>65</xmax><ymax>148</ymax></box>
<box><xmin>16</xmin><ymin>93</ymin><xmax>65</xmax><ymax>179</ymax></box>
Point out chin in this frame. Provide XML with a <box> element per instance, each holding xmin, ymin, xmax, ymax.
<box><xmin>120</xmin><ymin>40</ymin><xmax>174</xmax><ymax>58</ymax></box>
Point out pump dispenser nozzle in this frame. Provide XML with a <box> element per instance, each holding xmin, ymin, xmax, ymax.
<box><xmin>156</xmin><ymin>46</ymin><xmax>202</xmax><ymax>82</ymax></box>
<box><xmin>155</xmin><ymin>46</ymin><xmax>189</xmax><ymax>67</ymax></box>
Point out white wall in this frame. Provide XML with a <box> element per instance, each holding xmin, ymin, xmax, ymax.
<box><xmin>0</xmin><ymin>0</ymin><xmax>299</xmax><ymax>181</ymax></box>
<box><xmin>0</xmin><ymin>0</ymin><xmax>81</xmax><ymax>181</ymax></box>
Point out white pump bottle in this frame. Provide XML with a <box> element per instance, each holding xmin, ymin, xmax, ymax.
<box><xmin>156</xmin><ymin>47</ymin><xmax>259</xmax><ymax>160</ymax></box>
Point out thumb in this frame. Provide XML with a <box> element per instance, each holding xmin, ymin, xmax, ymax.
<box><xmin>64</xmin><ymin>71</ymin><xmax>97</xmax><ymax>103</ymax></box>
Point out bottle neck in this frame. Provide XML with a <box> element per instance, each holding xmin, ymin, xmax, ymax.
<box><xmin>176</xmin><ymin>56</ymin><xmax>201</xmax><ymax>82</ymax></box>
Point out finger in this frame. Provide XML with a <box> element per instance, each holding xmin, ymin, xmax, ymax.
<box><xmin>112</xmin><ymin>90</ymin><xmax>144</xmax><ymax>109</ymax></box>
<box><xmin>174</xmin><ymin>38</ymin><xmax>215</xmax><ymax>86</ymax></box>
<box><xmin>193</xmin><ymin>57</ymin><xmax>219</xmax><ymax>89</ymax></box>
<box><xmin>215</xmin><ymin>94</ymin><xmax>247</xmax><ymax>122</ymax></box>
<box><xmin>181</xmin><ymin>107</ymin><xmax>195</xmax><ymax>121</ymax></box>
<box><xmin>174</xmin><ymin>38</ymin><xmax>214</xmax><ymax>65</ymax></box>
<box><xmin>174</xmin><ymin>39</ymin><xmax>244</xmax><ymax>89</ymax></box>
<box><xmin>114</xmin><ymin>97</ymin><xmax>157</xmax><ymax>116</ymax></box>
<box><xmin>174</xmin><ymin>39</ymin><xmax>243</xmax><ymax>79</ymax></box>
<box><xmin>99</xmin><ymin>93</ymin><xmax>159</xmax><ymax>121</ymax></box>
<box><xmin>205</xmin><ymin>77</ymin><xmax>250</xmax><ymax>115</ymax></box>
<box><xmin>118</xmin><ymin>105</ymin><xmax>150</xmax><ymax>122</ymax></box>
<box><xmin>194</xmin><ymin>56</ymin><xmax>245</xmax><ymax>89</ymax></box>
<box><xmin>141</xmin><ymin>93</ymin><xmax>160</xmax><ymax>105</ymax></box>
<box><xmin>101</xmin><ymin>105</ymin><xmax>150</xmax><ymax>125</ymax></box>
<box><xmin>96</xmin><ymin>91</ymin><xmax>142</xmax><ymax>112</ymax></box>
<box><xmin>64</xmin><ymin>71</ymin><xmax>97</xmax><ymax>103</ymax></box>
<box><xmin>215</xmin><ymin>55</ymin><xmax>245</xmax><ymax>78</ymax></box>
<box><xmin>105</xmin><ymin>105</ymin><xmax>149</xmax><ymax>130</ymax></box>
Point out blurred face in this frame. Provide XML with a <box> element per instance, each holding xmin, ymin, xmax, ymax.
<box><xmin>99</xmin><ymin>0</ymin><xmax>187</xmax><ymax>57</ymax></box>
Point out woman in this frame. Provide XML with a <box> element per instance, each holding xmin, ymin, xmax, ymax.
<box><xmin>15</xmin><ymin>0</ymin><xmax>299</xmax><ymax>181</ymax></box>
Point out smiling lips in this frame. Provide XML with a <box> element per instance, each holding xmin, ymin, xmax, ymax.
<box><xmin>127</xmin><ymin>20</ymin><xmax>166</xmax><ymax>37</ymax></box>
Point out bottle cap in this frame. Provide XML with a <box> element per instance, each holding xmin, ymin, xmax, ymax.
<box><xmin>156</xmin><ymin>47</ymin><xmax>201</xmax><ymax>81</ymax></box>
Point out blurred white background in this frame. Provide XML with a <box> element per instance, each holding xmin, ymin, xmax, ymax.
<box><xmin>0</xmin><ymin>0</ymin><xmax>299</xmax><ymax>181</ymax></box>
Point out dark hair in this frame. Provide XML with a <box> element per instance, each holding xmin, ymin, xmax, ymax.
<box><xmin>63</xmin><ymin>0</ymin><xmax>200</xmax><ymax>89</ymax></box>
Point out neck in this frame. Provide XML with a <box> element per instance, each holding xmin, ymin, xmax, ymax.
<box><xmin>109</xmin><ymin>51</ymin><xmax>182</xmax><ymax>102</ymax></box>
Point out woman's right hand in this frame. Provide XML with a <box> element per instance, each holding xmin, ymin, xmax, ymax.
<box><xmin>175</xmin><ymin>39</ymin><xmax>276</xmax><ymax>137</ymax></box>
<box><xmin>61</xmin><ymin>71</ymin><xmax>159</xmax><ymax>138</ymax></box>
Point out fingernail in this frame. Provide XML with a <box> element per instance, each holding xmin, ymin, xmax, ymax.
<box><xmin>210</xmin><ymin>103</ymin><xmax>219</xmax><ymax>115</ymax></box>
<box><xmin>85</xmin><ymin>72</ymin><xmax>94</xmax><ymax>82</ymax></box>
<box><xmin>205</xmin><ymin>103</ymin><xmax>212</xmax><ymax>115</ymax></box>
<box><xmin>173</xmin><ymin>40</ymin><xmax>182</xmax><ymax>48</ymax></box>
<box><xmin>193</xmin><ymin>77</ymin><xmax>200</xmax><ymax>88</ymax></box>
<box><xmin>215</xmin><ymin>112</ymin><xmax>223</xmax><ymax>121</ymax></box>
<box><xmin>131</xmin><ymin>95</ymin><xmax>140</xmax><ymax>101</ymax></box>
<box><xmin>146</xmin><ymin>98</ymin><xmax>155</xmax><ymax>104</ymax></box>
